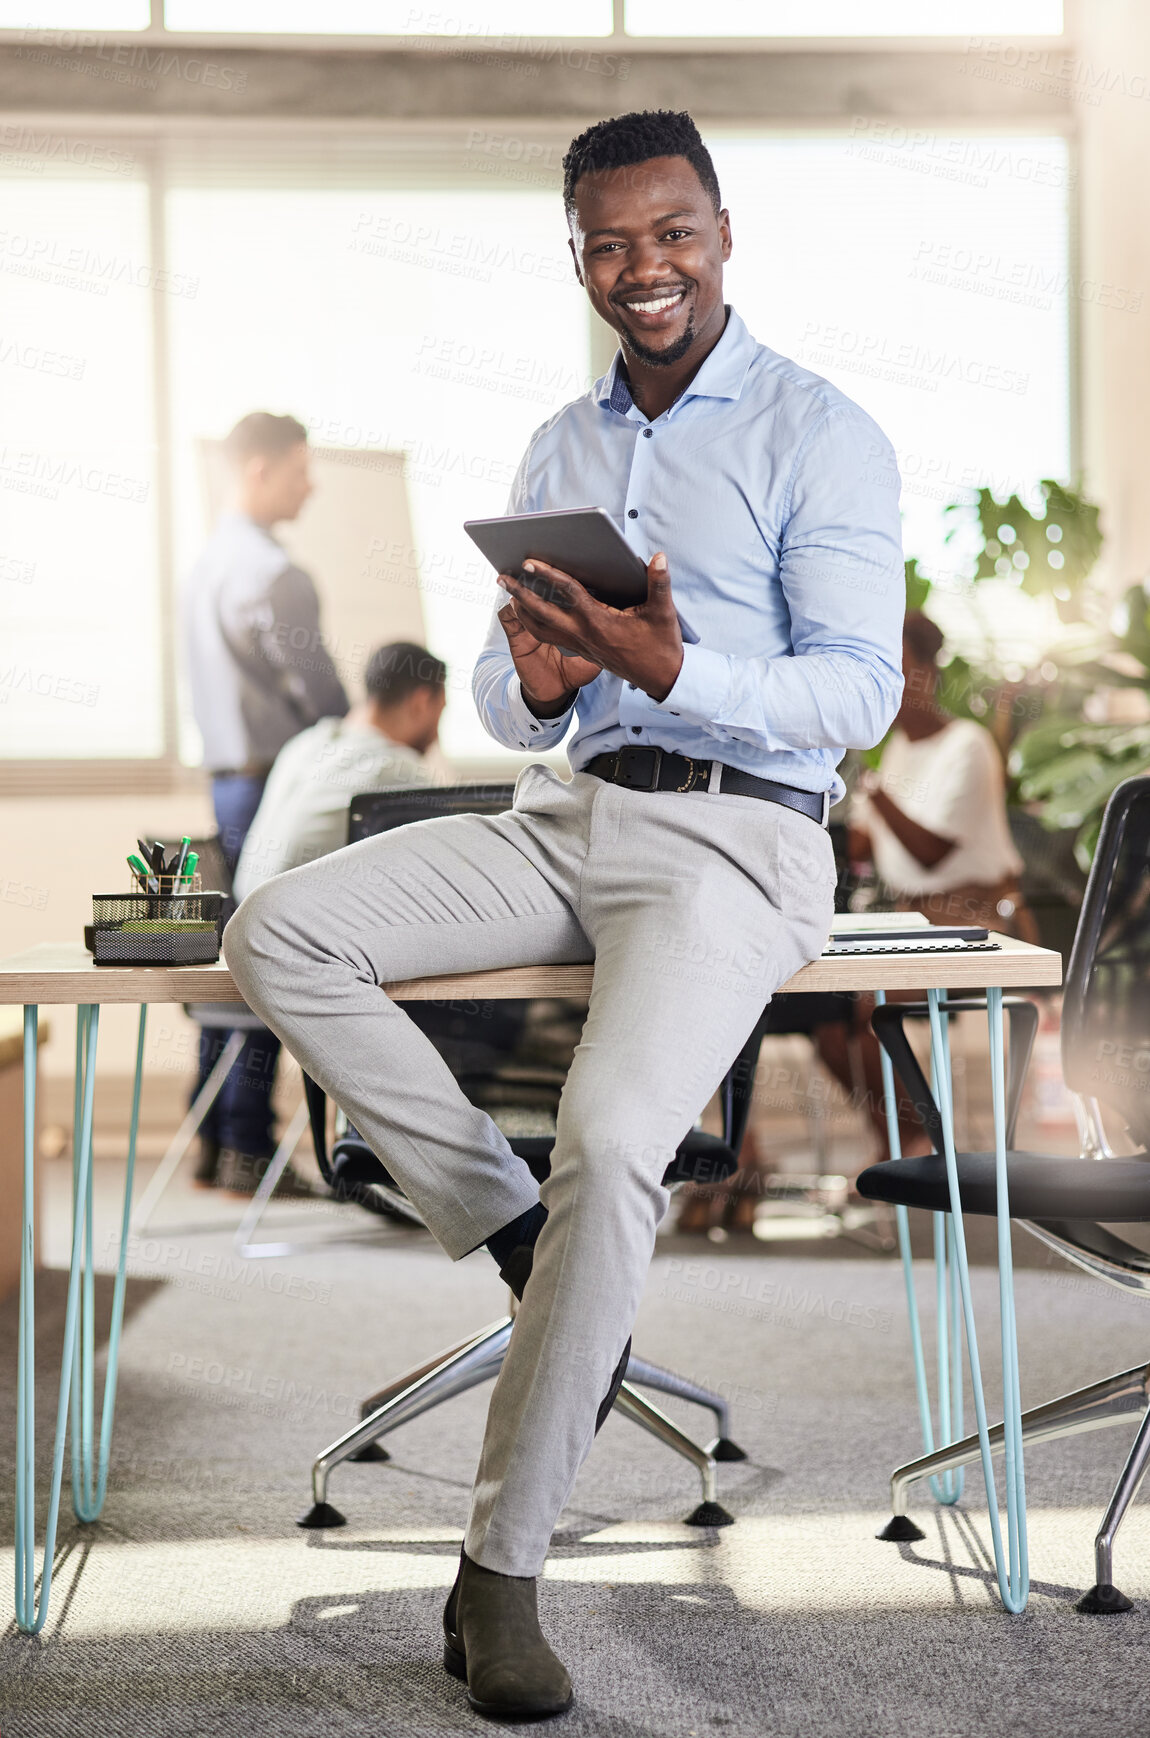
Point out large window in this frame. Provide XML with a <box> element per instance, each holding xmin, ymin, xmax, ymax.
<box><xmin>712</xmin><ymin>132</ymin><xmax>1071</xmax><ymax>652</ymax></box>
<box><xmin>0</xmin><ymin>167</ymin><xmax>161</xmax><ymax>760</ymax></box>
<box><xmin>0</xmin><ymin>128</ymin><xmax>1072</xmax><ymax>770</ymax></box>
<box><xmin>165</xmin><ymin>167</ymin><xmax>589</xmax><ymax>763</ymax></box>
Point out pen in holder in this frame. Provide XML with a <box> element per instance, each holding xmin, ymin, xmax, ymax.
<box><xmin>88</xmin><ymin>877</ymin><xmax>224</xmax><ymax>965</ymax></box>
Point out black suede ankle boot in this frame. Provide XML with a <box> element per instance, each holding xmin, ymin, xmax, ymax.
<box><xmin>443</xmin><ymin>1547</ymin><xmax>573</xmax><ymax>1719</ymax></box>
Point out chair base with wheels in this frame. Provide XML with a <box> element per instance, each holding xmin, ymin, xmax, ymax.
<box><xmin>876</xmin><ymin>1343</ymin><xmax>1150</xmax><ymax>1613</ymax></box>
<box><xmin>296</xmin><ymin>1027</ymin><xmax>766</xmax><ymax>1535</ymax></box>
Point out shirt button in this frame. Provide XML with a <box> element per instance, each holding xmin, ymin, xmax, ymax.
<box><xmin>631</xmin><ymin>725</ymin><xmax>642</xmax><ymax>735</ymax></box>
<box><xmin>530</xmin><ymin>724</ymin><xmax>539</xmax><ymax>732</ymax></box>
<box><xmin>643</xmin><ymin>428</ymin><xmax>653</xmax><ymax>439</ymax></box>
<box><xmin>626</xmin><ymin>682</ymin><xmax>636</xmax><ymax>689</ymax></box>
<box><xmin>627</xmin><ymin>508</ymin><xmax>639</xmax><ymax>519</ymax></box>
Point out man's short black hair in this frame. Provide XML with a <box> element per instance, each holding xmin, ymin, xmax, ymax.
<box><xmin>365</xmin><ymin>641</ymin><xmax>446</xmax><ymax>707</ymax></box>
<box><xmin>562</xmin><ymin>110</ymin><xmax>721</xmax><ymax>219</ymax></box>
<box><xmin>224</xmin><ymin>411</ymin><xmax>307</xmax><ymax>466</ymax></box>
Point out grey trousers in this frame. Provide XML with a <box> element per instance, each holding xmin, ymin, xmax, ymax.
<box><xmin>224</xmin><ymin>764</ymin><xmax>836</xmax><ymax>1575</ymax></box>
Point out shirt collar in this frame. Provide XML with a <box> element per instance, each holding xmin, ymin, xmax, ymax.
<box><xmin>593</xmin><ymin>306</ymin><xmax>756</xmax><ymax>418</ymax></box>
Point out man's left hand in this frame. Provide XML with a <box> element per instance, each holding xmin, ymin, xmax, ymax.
<box><xmin>497</xmin><ymin>551</ymin><xmax>684</xmax><ymax>703</ymax></box>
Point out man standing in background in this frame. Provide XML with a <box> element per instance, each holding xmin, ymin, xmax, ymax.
<box><xmin>184</xmin><ymin>410</ymin><xmax>348</xmax><ymax>1192</ymax></box>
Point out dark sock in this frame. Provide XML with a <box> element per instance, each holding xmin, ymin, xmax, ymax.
<box><xmin>485</xmin><ymin>1201</ymin><xmax>547</xmax><ymax>1271</ymax></box>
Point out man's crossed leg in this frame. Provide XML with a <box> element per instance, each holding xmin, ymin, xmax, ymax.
<box><xmin>224</xmin><ymin>767</ymin><xmax>835</xmax><ymax>1714</ymax></box>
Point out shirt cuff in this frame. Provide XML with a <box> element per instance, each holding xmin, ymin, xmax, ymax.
<box><xmin>652</xmin><ymin>643</ymin><xmax>731</xmax><ymax>724</ymax></box>
<box><xmin>507</xmin><ymin>673</ymin><xmax>574</xmax><ymax>749</ymax></box>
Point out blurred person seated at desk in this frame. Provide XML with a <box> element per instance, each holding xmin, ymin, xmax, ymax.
<box><xmin>233</xmin><ymin>641</ymin><xmax>445</xmax><ymax>901</ymax></box>
<box><xmin>850</xmin><ymin>609</ymin><xmax>1031</xmax><ymax>935</ymax></box>
<box><xmin>183</xmin><ymin>409</ymin><xmax>348</xmax><ymax>1194</ymax></box>
<box><xmin>813</xmin><ymin>609</ymin><xmax>1035</xmax><ymax>1164</ymax></box>
<box><xmin>236</xmin><ymin>644</ymin><xmax>564</xmax><ymax>1158</ymax></box>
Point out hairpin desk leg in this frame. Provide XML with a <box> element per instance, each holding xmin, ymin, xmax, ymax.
<box><xmin>927</xmin><ymin>985</ymin><xmax>1028</xmax><ymax>1612</ymax></box>
<box><xmin>72</xmin><ymin>1006</ymin><xmax>147</xmax><ymax>1522</ymax></box>
<box><xmin>15</xmin><ymin>1004</ymin><xmax>99</xmax><ymax>1634</ymax></box>
<box><xmin>873</xmin><ymin>989</ymin><xmax>964</xmax><ymax>1533</ymax></box>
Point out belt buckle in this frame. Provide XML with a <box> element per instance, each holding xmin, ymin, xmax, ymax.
<box><xmin>618</xmin><ymin>746</ymin><xmax>662</xmax><ymax>790</ymax></box>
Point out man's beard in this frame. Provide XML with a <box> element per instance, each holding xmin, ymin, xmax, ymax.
<box><xmin>618</xmin><ymin>303</ymin><xmax>697</xmax><ymax>369</ymax></box>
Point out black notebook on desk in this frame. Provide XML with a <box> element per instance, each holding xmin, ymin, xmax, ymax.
<box><xmin>824</xmin><ymin>925</ymin><xmax>1000</xmax><ymax>956</ymax></box>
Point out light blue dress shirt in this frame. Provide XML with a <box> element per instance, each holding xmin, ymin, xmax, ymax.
<box><xmin>472</xmin><ymin>306</ymin><xmax>904</xmax><ymax>802</ymax></box>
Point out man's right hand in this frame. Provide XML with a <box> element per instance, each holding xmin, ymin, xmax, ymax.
<box><xmin>498</xmin><ymin>593</ymin><xmax>602</xmax><ymax>718</ymax></box>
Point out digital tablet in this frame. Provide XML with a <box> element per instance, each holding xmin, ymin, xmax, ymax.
<box><xmin>463</xmin><ymin>507</ymin><xmax>649</xmax><ymax>607</ymax></box>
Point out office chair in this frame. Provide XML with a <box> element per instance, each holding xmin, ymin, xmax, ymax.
<box><xmin>857</xmin><ymin>774</ymin><xmax>1150</xmax><ymax>1613</ymax></box>
<box><xmin>297</xmin><ymin>782</ymin><xmax>757</xmax><ymax>1534</ymax></box>
<box><xmin>236</xmin><ymin>786</ymin><xmax>547</xmax><ymax>1250</ymax></box>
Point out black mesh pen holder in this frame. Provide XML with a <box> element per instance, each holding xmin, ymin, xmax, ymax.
<box><xmin>88</xmin><ymin>881</ymin><xmax>224</xmax><ymax>966</ymax></box>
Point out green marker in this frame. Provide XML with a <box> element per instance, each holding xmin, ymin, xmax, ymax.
<box><xmin>127</xmin><ymin>853</ymin><xmax>155</xmax><ymax>892</ymax></box>
<box><xmin>181</xmin><ymin>850</ymin><xmax>199</xmax><ymax>889</ymax></box>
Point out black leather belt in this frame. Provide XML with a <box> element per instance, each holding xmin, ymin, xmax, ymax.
<box><xmin>585</xmin><ymin>747</ymin><xmax>830</xmax><ymax>826</ymax></box>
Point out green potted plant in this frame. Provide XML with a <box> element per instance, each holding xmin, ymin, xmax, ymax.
<box><xmin>890</xmin><ymin>482</ymin><xmax>1110</xmax><ymax>949</ymax></box>
<box><xmin>1010</xmin><ymin>579</ymin><xmax>1150</xmax><ymax>869</ymax></box>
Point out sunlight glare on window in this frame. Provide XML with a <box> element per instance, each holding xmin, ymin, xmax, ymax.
<box><xmin>0</xmin><ymin>174</ymin><xmax>160</xmax><ymax>759</ymax></box>
<box><xmin>0</xmin><ymin>0</ymin><xmax>148</xmax><ymax>22</ymax></box>
<box><xmin>625</xmin><ymin>0</ymin><xmax>1061</xmax><ymax>34</ymax></box>
<box><xmin>164</xmin><ymin>0</ymin><xmax>612</xmax><ymax>33</ymax></box>
<box><xmin>710</xmin><ymin>133</ymin><xmax>1070</xmax><ymax>656</ymax></box>
<box><xmin>166</xmin><ymin>182</ymin><xmax>589</xmax><ymax>763</ymax></box>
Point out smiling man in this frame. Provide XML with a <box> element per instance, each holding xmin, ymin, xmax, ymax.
<box><xmin>226</xmin><ymin>110</ymin><xmax>904</xmax><ymax>1721</ymax></box>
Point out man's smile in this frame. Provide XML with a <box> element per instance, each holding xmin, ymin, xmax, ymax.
<box><xmin>613</xmin><ymin>285</ymin><xmax>690</xmax><ymax>330</ymax></box>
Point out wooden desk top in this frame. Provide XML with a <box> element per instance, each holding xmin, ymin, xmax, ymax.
<box><xmin>0</xmin><ymin>935</ymin><xmax>1062</xmax><ymax>1006</ymax></box>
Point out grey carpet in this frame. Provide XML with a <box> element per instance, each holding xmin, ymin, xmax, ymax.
<box><xmin>2</xmin><ymin>1172</ymin><xmax>1150</xmax><ymax>1736</ymax></box>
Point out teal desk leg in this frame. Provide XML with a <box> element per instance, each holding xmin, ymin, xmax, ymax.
<box><xmin>15</xmin><ymin>1004</ymin><xmax>100</xmax><ymax>1635</ymax></box>
<box><xmin>927</xmin><ymin>985</ymin><xmax>1029</xmax><ymax>1613</ymax></box>
<box><xmin>930</xmin><ymin>1005</ymin><xmax>964</xmax><ymax>1505</ymax></box>
<box><xmin>875</xmin><ymin>989</ymin><xmax>965</xmax><ymax>1509</ymax></box>
<box><xmin>72</xmin><ymin>1006</ymin><xmax>147</xmax><ymax>1522</ymax></box>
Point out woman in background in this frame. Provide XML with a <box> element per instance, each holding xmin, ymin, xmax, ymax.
<box><xmin>850</xmin><ymin>610</ymin><xmax>1033</xmax><ymax>936</ymax></box>
<box><xmin>678</xmin><ymin>610</ymin><xmax>1034</xmax><ymax>1229</ymax></box>
<box><xmin>813</xmin><ymin>609</ymin><xmax>1037</xmax><ymax>1164</ymax></box>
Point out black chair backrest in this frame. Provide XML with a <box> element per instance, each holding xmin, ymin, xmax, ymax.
<box><xmin>348</xmin><ymin>783</ymin><xmax>516</xmax><ymax>845</ymax></box>
<box><xmin>1061</xmin><ymin>776</ymin><xmax>1150</xmax><ymax>1146</ymax></box>
<box><xmin>345</xmin><ymin>777</ymin><xmax>529</xmax><ymax>1064</ymax></box>
<box><xmin>305</xmin><ymin>779</ymin><xmax>533</xmax><ymax>1183</ymax></box>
